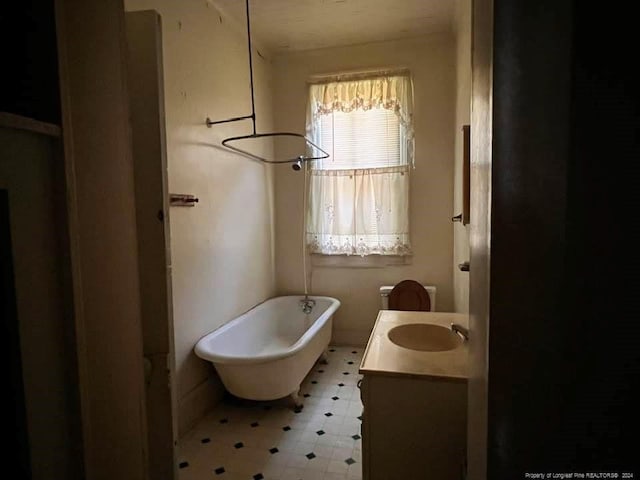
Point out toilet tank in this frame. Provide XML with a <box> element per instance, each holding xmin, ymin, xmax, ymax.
<box><xmin>380</xmin><ymin>285</ymin><xmax>437</xmax><ymax>311</ymax></box>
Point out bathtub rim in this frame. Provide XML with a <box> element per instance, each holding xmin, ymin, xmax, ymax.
<box><xmin>194</xmin><ymin>295</ymin><xmax>340</xmax><ymax>365</ymax></box>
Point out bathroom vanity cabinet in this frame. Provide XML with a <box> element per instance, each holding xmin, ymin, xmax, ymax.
<box><xmin>359</xmin><ymin>310</ymin><xmax>468</xmax><ymax>480</ymax></box>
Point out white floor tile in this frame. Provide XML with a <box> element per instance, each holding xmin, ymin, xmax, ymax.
<box><xmin>300</xmin><ymin>469</ymin><xmax>326</xmax><ymax>480</ymax></box>
<box><xmin>280</xmin><ymin>466</ymin><xmax>305</xmax><ymax>480</ymax></box>
<box><xmin>273</xmin><ymin>454</ymin><xmax>298</xmax><ymax>469</ymax></box>
<box><xmin>327</xmin><ymin>459</ymin><xmax>349</xmax><ymax>475</ymax></box>
<box><xmin>278</xmin><ymin>436</ymin><xmax>303</xmax><ymax>453</ymax></box>
<box><xmin>323</xmin><ymin>414</ymin><xmax>346</xmax><ymax>427</ymax></box>
<box><xmin>311</xmin><ymin>444</ymin><xmax>334</xmax><ymax>460</ymax></box>
<box><xmin>331</xmin><ymin>436</ymin><xmax>355</xmax><ymax>450</ymax></box>
<box><xmin>347</xmin><ymin>463</ymin><xmax>362</xmax><ymax>479</ymax></box>
<box><xmin>337</xmin><ymin>422</ymin><xmax>359</xmax><ymax>436</ymax></box>
<box><xmin>305</xmin><ymin>456</ymin><xmax>330</xmax><ymax>472</ymax></box>
<box><xmin>298</xmin><ymin>430</ymin><xmax>321</xmax><ymax>444</ymax></box>
<box><xmin>320</xmin><ymin>423</ymin><xmax>342</xmax><ymax>436</ymax></box>
<box><xmin>287</xmin><ymin>452</ymin><xmax>311</xmax><ymax>469</ymax></box>
<box><xmin>315</xmin><ymin>432</ymin><xmax>341</xmax><ymax>447</ymax></box>
<box><xmin>178</xmin><ymin>345</ymin><xmax>365</xmax><ymax>480</ymax></box>
<box><xmin>330</xmin><ymin>446</ymin><xmax>353</xmax><ymax>463</ymax></box>
<box><xmin>323</xmin><ymin>471</ymin><xmax>348</xmax><ymax>480</ymax></box>
<box><xmin>351</xmin><ymin>449</ymin><xmax>362</xmax><ymax>463</ymax></box>
<box><xmin>261</xmin><ymin>462</ymin><xmax>286</xmax><ymax>479</ymax></box>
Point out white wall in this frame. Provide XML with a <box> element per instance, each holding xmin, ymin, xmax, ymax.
<box><xmin>453</xmin><ymin>0</ymin><xmax>472</xmax><ymax>313</ymax></box>
<box><xmin>125</xmin><ymin>0</ymin><xmax>277</xmax><ymax>435</ymax></box>
<box><xmin>273</xmin><ymin>35</ymin><xmax>456</xmax><ymax>345</ymax></box>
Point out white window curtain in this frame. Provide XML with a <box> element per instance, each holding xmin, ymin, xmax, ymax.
<box><xmin>305</xmin><ymin>71</ymin><xmax>414</xmax><ymax>256</ymax></box>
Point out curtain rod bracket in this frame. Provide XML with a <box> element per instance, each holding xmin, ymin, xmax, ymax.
<box><xmin>205</xmin><ymin>114</ymin><xmax>254</xmax><ymax>128</ymax></box>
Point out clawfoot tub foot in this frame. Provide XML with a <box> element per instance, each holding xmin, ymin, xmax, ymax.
<box><xmin>319</xmin><ymin>350</ymin><xmax>329</xmax><ymax>365</ymax></box>
<box><xmin>290</xmin><ymin>388</ymin><xmax>303</xmax><ymax>410</ymax></box>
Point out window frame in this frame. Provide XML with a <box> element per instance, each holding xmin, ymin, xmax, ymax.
<box><xmin>305</xmin><ymin>71</ymin><xmax>415</xmax><ymax>258</ymax></box>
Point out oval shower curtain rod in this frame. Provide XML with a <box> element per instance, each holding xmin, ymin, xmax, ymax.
<box><xmin>205</xmin><ymin>0</ymin><xmax>330</xmax><ymax>166</ymax></box>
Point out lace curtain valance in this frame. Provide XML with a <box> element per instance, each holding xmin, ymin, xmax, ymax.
<box><xmin>307</xmin><ymin>71</ymin><xmax>415</xmax><ymax>167</ymax></box>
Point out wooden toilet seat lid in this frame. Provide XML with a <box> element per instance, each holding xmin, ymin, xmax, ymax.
<box><xmin>388</xmin><ymin>279</ymin><xmax>431</xmax><ymax>311</ymax></box>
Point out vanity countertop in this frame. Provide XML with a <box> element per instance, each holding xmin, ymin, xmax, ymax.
<box><xmin>359</xmin><ymin>310</ymin><xmax>469</xmax><ymax>381</ymax></box>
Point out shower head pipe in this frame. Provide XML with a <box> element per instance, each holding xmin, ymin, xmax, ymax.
<box><xmin>204</xmin><ymin>0</ymin><xmax>329</xmax><ymax>167</ymax></box>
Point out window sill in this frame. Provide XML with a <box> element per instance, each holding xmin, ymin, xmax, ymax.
<box><xmin>310</xmin><ymin>253</ymin><xmax>413</xmax><ymax>269</ymax></box>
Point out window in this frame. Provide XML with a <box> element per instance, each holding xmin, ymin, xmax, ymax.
<box><xmin>305</xmin><ymin>71</ymin><xmax>414</xmax><ymax>256</ymax></box>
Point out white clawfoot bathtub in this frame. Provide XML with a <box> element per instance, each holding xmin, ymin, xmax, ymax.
<box><xmin>194</xmin><ymin>295</ymin><xmax>340</xmax><ymax>403</ymax></box>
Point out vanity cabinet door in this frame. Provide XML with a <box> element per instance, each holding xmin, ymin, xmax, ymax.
<box><xmin>361</xmin><ymin>374</ymin><xmax>467</xmax><ymax>480</ymax></box>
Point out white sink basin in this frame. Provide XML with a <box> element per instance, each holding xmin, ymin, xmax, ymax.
<box><xmin>387</xmin><ymin>323</ymin><xmax>462</xmax><ymax>352</ymax></box>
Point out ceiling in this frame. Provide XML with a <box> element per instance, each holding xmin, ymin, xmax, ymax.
<box><xmin>211</xmin><ymin>0</ymin><xmax>455</xmax><ymax>55</ymax></box>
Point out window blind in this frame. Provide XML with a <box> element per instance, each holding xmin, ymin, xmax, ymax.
<box><xmin>315</xmin><ymin>107</ymin><xmax>402</xmax><ymax>170</ymax></box>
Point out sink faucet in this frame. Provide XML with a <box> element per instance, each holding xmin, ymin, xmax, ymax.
<box><xmin>451</xmin><ymin>323</ymin><xmax>469</xmax><ymax>341</ymax></box>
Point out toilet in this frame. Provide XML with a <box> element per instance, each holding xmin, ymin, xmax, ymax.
<box><xmin>380</xmin><ymin>283</ymin><xmax>437</xmax><ymax>311</ymax></box>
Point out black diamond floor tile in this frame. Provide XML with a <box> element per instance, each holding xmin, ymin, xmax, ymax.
<box><xmin>345</xmin><ymin>457</ymin><xmax>356</xmax><ymax>465</ymax></box>
<box><xmin>234</xmin><ymin>442</ymin><xmax>244</xmax><ymax>449</ymax></box>
<box><xmin>306</xmin><ymin>452</ymin><xmax>316</xmax><ymax>459</ymax></box>
<box><xmin>253</xmin><ymin>474</ymin><xmax>264</xmax><ymax>480</ymax></box>
<box><xmin>214</xmin><ymin>466</ymin><xmax>225</xmax><ymax>474</ymax></box>
<box><xmin>269</xmin><ymin>447</ymin><xmax>279</xmax><ymax>454</ymax></box>
<box><xmin>179</xmin><ymin>461</ymin><xmax>189</xmax><ymax>469</ymax></box>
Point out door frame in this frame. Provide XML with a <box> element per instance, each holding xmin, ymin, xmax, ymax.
<box><xmin>467</xmin><ymin>0</ymin><xmax>493</xmax><ymax>478</ymax></box>
<box><xmin>55</xmin><ymin>0</ymin><xmax>150</xmax><ymax>478</ymax></box>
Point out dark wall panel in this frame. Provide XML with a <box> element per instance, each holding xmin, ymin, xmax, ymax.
<box><xmin>488</xmin><ymin>1</ymin><xmax>640</xmax><ymax>477</ymax></box>
<box><xmin>0</xmin><ymin>0</ymin><xmax>61</xmax><ymax>124</ymax></box>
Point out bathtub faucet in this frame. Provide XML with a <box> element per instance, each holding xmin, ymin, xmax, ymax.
<box><xmin>300</xmin><ymin>297</ymin><xmax>316</xmax><ymax>314</ymax></box>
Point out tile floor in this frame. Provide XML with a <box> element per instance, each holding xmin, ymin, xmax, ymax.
<box><xmin>178</xmin><ymin>346</ymin><xmax>364</xmax><ymax>480</ymax></box>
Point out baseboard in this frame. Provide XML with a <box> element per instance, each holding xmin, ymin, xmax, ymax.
<box><xmin>331</xmin><ymin>328</ymin><xmax>370</xmax><ymax>347</ymax></box>
<box><xmin>177</xmin><ymin>374</ymin><xmax>225</xmax><ymax>438</ymax></box>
